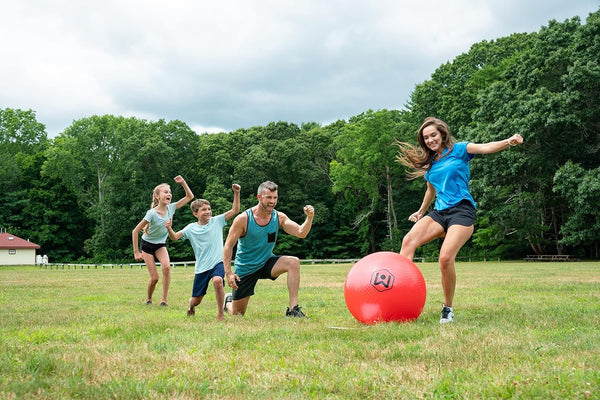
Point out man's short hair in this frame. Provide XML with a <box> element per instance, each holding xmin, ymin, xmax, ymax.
<box><xmin>257</xmin><ymin>181</ymin><xmax>278</xmax><ymax>195</ymax></box>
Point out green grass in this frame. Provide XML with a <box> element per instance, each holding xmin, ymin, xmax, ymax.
<box><xmin>0</xmin><ymin>261</ymin><xmax>598</xmax><ymax>399</ymax></box>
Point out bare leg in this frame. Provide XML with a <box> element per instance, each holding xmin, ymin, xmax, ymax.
<box><xmin>400</xmin><ymin>216</ymin><xmax>445</xmax><ymax>260</ymax></box>
<box><xmin>189</xmin><ymin>296</ymin><xmax>203</xmax><ymax>308</ymax></box>
<box><xmin>143</xmin><ymin>253</ymin><xmax>159</xmax><ymax>302</ymax></box>
<box><xmin>213</xmin><ymin>276</ymin><xmax>225</xmax><ymax>320</ymax></box>
<box><xmin>229</xmin><ymin>296</ymin><xmax>250</xmax><ymax>316</ymax></box>
<box><xmin>438</xmin><ymin>225</ymin><xmax>474</xmax><ymax>307</ymax></box>
<box><xmin>154</xmin><ymin>247</ymin><xmax>171</xmax><ymax>304</ymax></box>
<box><xmin>270</xmin><ymin>256</ymin><xmax>301</xmax><ymax>309</ymax></box>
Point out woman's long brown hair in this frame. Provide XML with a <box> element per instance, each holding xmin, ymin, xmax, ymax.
<box><xmin>395</xmin><ymin>117</ymin><xmax>454</xmax><ymax>179</ymax></box>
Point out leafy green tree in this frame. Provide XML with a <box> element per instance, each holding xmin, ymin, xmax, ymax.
<box><xmin>43</xmin><ymin>115</ymin><xmax>132</xmax><ymax>260</ymax></box>
<box><xmin>553</xmin><ymin>161</ymin><xmax>600</xmax><ymax>258</ymax></box>
<box><xmin>330</xmin><ymin>109</ymin><xmax>411</xmax><ymax>254</ymax></box>
<box><xmin>468</xmin><ymin>14</ymin><xmax>599</xmax><ymax>256</ymax></box>
<box><xmin>410</xmin><ymin>33</ymin><xmax>536</xmax><ymax>130</ymax></box>
<box><xmin>19</xmin><ymin>151</ymin><xmax>93</xmax><ymax>261</ymax></box>
<box><xmin>0</xmin><ymin>108</ymin><xmax>91</xmax><ymax>261</ymax></box>
<box><xmin>0</xmin><ymin>108</ymin><xmax>48</xmax><ymax>227</ymax></box>
<box><xmin>43</xmin><ymin>115</ymin><xmax>200</xmax><ymax>262</ymax></box>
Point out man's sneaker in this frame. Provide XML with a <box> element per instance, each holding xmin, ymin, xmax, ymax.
<box><xmin>285</xmin><ymin>305</ymin><xmax>307</xmax><ymax>318</ymax></box>
<box><xmin>440</xmin><ymin>306</ymin><xmax>454</xmax><ymax>324</ymax></box>
<box><xmin>223</xmin><ymin>293</ymin><xmax>233</xmax><ymax>312</ymax></box>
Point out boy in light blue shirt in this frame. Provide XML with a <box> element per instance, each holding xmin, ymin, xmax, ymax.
<box><xmin>166</xmin><ymin>184</ymin><xmax>240</xmax><ymax>320</ymax></box>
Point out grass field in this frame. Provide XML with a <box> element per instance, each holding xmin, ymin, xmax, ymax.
<box><xmin>0</xmin><ymin>260</ymin><xmax>598</xmax><ymax>399</ymax></box>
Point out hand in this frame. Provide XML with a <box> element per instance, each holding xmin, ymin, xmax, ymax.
<box><xmin>303</xmin><ymin>205</ymin><xmax>315</xmax><ymax>217</ymax></box>
<box><xmin>232</xmin><ymin>183</ymin><xmax>241</xmax><ymax>193</ymax></box>
<box><xmin>408</xmin><ymin>211</ymin><xmax>423</xmax><ymax>223</ymax></box>
<box><xmin>226</xmin><ymin>272</ymin><xmax>240</xmax><ymax>290</ymax></box>
<box><xmin>165</xmin><ymin>218</ymin><xmax>172</xmax><ymax>229</ymax></box>
<box><xmin>173</xmin><ymin>175</ymin><xmax>185</xmax><ymax>184</ymax></box>
<box><xmin>507</xmin><ymin>134</ymin><xmax>523</xmax><ymax>146</ymax></box>
<box><xmin>134</xmin><ymin>251</ymin><xmax>143</xmax><ymax>261</ymax></box>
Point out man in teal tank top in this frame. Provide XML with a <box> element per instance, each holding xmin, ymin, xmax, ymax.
<box><xmin>223</xmin><ymin>181</ymin><xmax>315</xmax><ymax>318</ymax></box>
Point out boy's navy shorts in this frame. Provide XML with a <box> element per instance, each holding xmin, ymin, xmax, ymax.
<box><xmin>192</xmin><ymin>262</ymin><xmax>225</xmax><ymax>297</ymax></box>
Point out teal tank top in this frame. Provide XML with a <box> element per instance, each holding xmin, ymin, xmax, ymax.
<box><xmin>233</xmin><ymin>209</ymin><xmax>279</xmax><ymax>277</ymax></box>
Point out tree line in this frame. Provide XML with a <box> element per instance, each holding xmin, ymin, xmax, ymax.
<box><xmin>1</xmin><ymin>10</ymin><xmax>598</xmax><ymax>262</ymax></box>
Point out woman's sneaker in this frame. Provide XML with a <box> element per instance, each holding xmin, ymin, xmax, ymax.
<box><xmin>285</xmin><ymin>305</ymin><xmax>307</xmax><ymax>318</ymax></box>
<box><xmin>440</xmin><ymin>305</ymin><xmax>454</xmax><ymax>323</ymax></box>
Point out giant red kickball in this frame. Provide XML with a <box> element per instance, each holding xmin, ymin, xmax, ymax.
<box><xmin>344</xmin><ymin>252</ymin><xmax>426</xmax><ymax>324</ymax></box>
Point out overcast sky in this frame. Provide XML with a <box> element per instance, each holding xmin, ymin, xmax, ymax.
<box><xmin>1</xmin><ymin>1</ymin><xmax>598</xmax><ymax>137</ymax></box>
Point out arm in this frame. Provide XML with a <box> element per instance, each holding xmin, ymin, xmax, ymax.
<box><xmin>132</xmin><ymin>219</ymin><xmax>148</xmax><ymax>261</ymax></box>
<box><xmin>165</xmin><ymin>218</ymin><xmax>184</xmax><ymax>241</ymax></box>
<box><xmin>279</xmin><ymin>205</ymin><xmax>315</xmax><ymax>238</ymax></box>
<box><xmin>409</xmin><ymin>182</ymin><xmax>436</xmax><ymax>223</ymax></box>
<box><xmin>173</xmin><ymin>175</ymin><xmax>194</xmax><ymax>209</ymax></box>
<box><xmin>224</xmin><ymin>183</ymin><xmax>241</xmax><ymax>221</ymax></box>
<box><xmin>223</xmin><ymin>213</ymin><xmax>247</xmax><ymax>289</ymax></box>
<box><xmin>467</xmin><ymin>134</ymin><xmax>523</xmax><ymax>155</ymax></box>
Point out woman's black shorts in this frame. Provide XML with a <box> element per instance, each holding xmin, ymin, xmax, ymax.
<box><xmin>428</xmin><ymin>200</ymin><xmax>476</xmax><ymax>231</ymax></box>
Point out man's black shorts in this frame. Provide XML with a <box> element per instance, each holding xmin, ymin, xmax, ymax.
<box><xmin>232</xmin><ymin>256</ymin><xmax>281</xmax><ymax>300</ymax></box>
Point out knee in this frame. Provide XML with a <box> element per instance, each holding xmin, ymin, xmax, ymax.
<box><xmin>230</xmin><ymin>304</ymin><xmax>246</xmax><ymax>316</ymax></box>
<box><xmin>401</xmin><ymin>232</ymin><xmax>417</xmax><ymax>251</ymax></box>
<box><xmin>438</xmin><ymin>252</ymin><xmax>454</xmax><ymax>270</ymax></box>
<box><xmin>287</xmin><ymin>256</ymin><xmax>300</xmax><ymax>272</ymax></box>
<box><xmin>161</xmin><ymin>264</ymin><xmax>171</xmax><ymax>273</ymax></box>
<box><xmin>213</xmin><ymin>276</ymin><xmax>224</xmax><ymax>288</ymax></box>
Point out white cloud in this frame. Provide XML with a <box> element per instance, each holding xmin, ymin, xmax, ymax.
<box><xmin>0</xmin><ymin>0</ymin><xmax>597</xmax><ymax>137</ymax></box>
<box><xmin>190</xmin><ymin>124</ymin><xmax>228</xmax><ymax>135</ymax></box>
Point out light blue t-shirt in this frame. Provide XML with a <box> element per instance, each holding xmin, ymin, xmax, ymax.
<box><xmin>142</xmin><ymin>203</ymin><xmax>177</xmax><ymax>244</ymax></box>
<box><xmin>181</xmin><ymin>214</ymin><xmax>227</xmax><ymax>274</ymax></box>
<box><xmin>233</xmin><ymin>209</ymin><xmax>279</xmax><ymax>277</ymax></box>
<box><xmin>425</xmin><ymin>142</ymin><xmax>476</xmax><ymax>211</ymax></box>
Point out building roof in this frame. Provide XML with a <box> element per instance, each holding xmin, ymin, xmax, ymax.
<box><xmin>0</xmin><ymin>232</ymin><xmax>40</xmax><ymax>249</ymax></box>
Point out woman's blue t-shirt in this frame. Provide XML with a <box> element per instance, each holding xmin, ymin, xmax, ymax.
<box><xmin>425</xmin><ymin>142</ymin><xmax>476</xmax><ymax>211</ymax></box>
